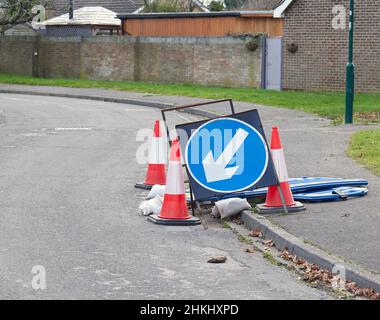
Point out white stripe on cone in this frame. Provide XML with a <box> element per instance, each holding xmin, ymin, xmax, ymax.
<box><xmin>165</xmin><ymin>160</ymin><xmax>185</xmax><ymax>195</ymax></box>
<box><xmin>148</xmin><ymin>137</ymin><xmax>166</xmax><ymax>164</ymax></box>
<box><xmin>271</xmin><ymin>149</ymin><xmax>289</xmax><ymax>183</ymax></box>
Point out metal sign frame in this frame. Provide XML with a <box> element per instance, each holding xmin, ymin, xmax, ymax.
<box><xmin>160</xmin><ymin>99</ymin><xmax>236</xmax><ymax>218</ymax></box>
<box><xmin>160</xmin><ymin>99</ymin><xmax>288</xmax><ymax>216</ymax></box>
<box><xmin>160</xmin><ymin>99</ymin><xmax>235</xmax><ymax>143</ymax></box>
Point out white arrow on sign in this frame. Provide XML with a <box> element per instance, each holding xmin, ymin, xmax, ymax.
<box><xmin>202</xmin><ymin>128</ymin><xmax>249</xmax><ymax>183</ymax></box>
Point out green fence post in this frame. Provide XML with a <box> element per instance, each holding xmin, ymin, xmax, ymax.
<box><xmin>345</xmin><ymin>0</ymin><xmax>355</xmax><ymax>124</ymax></box>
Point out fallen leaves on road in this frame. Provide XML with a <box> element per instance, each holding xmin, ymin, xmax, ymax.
<box><xmin>244</xmin><ymin>247</ymin><xmax>255</xmax><ymax>253</ymax></box>
<box><xmin>207</xmin><ymin>256</ymin><xmax>227</xmax><ymax>264</ymax></box>
<box><xmin>280</xmin><ymin>250</ymin><xmax>380</xmax><ymax>300</ymax></box>
<box><xmin>345</xmin><ymin>282</ymin><xmax>380</xmax><ymax>300</ymax></box>
<box><xmin>263</xmin><ymin>239</ymin><xmax>274</xmax><ymax>247</ymax></box>
<box><xmin>226</xmin><ymin>215</ymin><xmax>244</xmax><ymax>225</ymax></box>
<box><xmin>249</xmin><ymin>228</ymin><xmax>263</xmax><ymax>238</ymax></box>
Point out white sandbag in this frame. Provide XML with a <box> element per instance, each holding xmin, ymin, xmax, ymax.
<box><xmin>213</xmin><ymin>198</ymin><xmax>252</xmax><ymax>219</ymax></box>
<box><xmin>139</xmin><ymin>195</ymin><xmax>163</xmax><ymax>216</ymax></box>
<box><xmin>211</xmin><ymin>205</ymin><xmax>221</xmax><ymax>218</ymax></box>
<box><xmin>146</xmin><ymin>184</ymin><xmax>166</xmax><ymax>200</ymax></box>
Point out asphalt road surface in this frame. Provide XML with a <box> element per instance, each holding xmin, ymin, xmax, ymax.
<box><xmin>0</xmin><ymin>94</ymin><xmax>332</xmax><ymax>299</ymax></box>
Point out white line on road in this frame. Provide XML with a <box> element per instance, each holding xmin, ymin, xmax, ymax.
<box><xmin>54</xmin><ymin>127</ymin><xmax>93</xmax><ymax>131</ymax></box>
<box><xmin>124</xmin><ymin>108</ymin><xmax>154</xmax><ymax>112</ymax></box>
<box><xmin>1</xmin><ymin>95</ymin><xmax>49</xmax><ymax>105</ymax></box>
<box><xmin>60</xmin><ymin>104</ymin><xmax>76</xmax><ymax>110</ymax></box>
<box><xmin>174</xmin><ymin>111</ymin><xmax>195</xmax><ymax>122</ymax></box>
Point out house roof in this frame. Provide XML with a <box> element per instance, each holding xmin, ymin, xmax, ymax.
<box><xmin>241</xmin><ymin>0</ymin><xmax>283</xmax><ymax>11</ymax></box>
<box><xmin>52</xmin><ymin>0</ymin><xmax>143</xmax><ymax>16</ymax></box>
<box><xmin>4</xmin><ymin>23</ymin><xmax>37</xmax><ymax>36</ymax></box>
<box><xmin>273</xmin><ymin>0</ymin><xmax>294</xmax><ymax>18</ymax></box>
<box><xmin>118</xmin><ymin>11</ymin><xmax>240</xmax><ymax>19</ymax></box>
<box><xmin>117</xmin><ymin>11</ymin><xmax>274</xmax><ymax>20</ymax></box>
<box><xmin>43</xmin><ymin>7</ymin><xmax>120</xmax><ymax>26</ymax></box>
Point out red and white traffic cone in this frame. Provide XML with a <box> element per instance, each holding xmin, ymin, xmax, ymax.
<box><xmin>256</xmin><ymin>127</ymin><xmax>305</xmax><ymax>214</ymax></box>
<box><xmin>135</xmin><ymin>120</ymin><xmax>167</xmax><ymax>190</ymax></box>
<box><xmin>148</xmin><ymin>138</ymin><xmax>200</xmax><ymax>226</ymax></box>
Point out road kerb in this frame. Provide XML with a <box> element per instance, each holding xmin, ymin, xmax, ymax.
<box><xmin>241</xmin><ymin>210</ymin><xmax>380</xmax><ymax>293</ymax></box>
<box><xmin>0</xmin><ymin>88</ymin><xmax>219</xmax><ymax>119</ymax></box>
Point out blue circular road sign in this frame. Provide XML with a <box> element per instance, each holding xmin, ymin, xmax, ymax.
<box><xmin>185</xmin><ymin>118</ymin><xmax>269</xmax><ymax>193</ymax></box>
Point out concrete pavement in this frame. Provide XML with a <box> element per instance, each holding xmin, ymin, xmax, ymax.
<box><xmin>0</xmin><ymin>93</ymin><xmax>333</xmax><ymax>299</ymax></box>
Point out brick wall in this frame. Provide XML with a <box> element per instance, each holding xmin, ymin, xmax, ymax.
<box><xmin>81</xmin><ymin>37</ymin><xmax>135</xmax><ymax>81</ymax></box>
<box><xmin>137</xmin><ymin>37</ymin><xmax>262</xmax><ymax>87</ymax></box>
<box><xmin>0</xmin><ymin>36</ymin><xmax>37</xmax><ymax>76</ymax></box>
<box><xmin>283</xmin><ymin>0</ymin><xmax>380</xmax><ymax>92</ymax></box>
<box><xmin>137</xmin><ymin>38</ymin><xmax>195</xmax><ymax>83</ymax></box>
<box><xmin>38</xmin><ymin>37</ymin><xmax>82</xmax><ymax>78</ymax></box>
<box><xmin>0</xmin><ymin>36</ymin><xmax>262</xmax><ymax>88</ymax></box>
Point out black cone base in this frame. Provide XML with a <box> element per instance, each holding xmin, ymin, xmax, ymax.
<box><xmin>134</xmin><ymin>183</ymin><xmax>153</xmax><ymax>190</ymax></box>
<box><xmin>148</xmin><ymin>214</ymin><xmax>201</xmax><ymax>226</ymax></box>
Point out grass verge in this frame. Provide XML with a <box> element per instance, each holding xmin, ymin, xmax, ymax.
<box><xmin>0</xmin><ymin>73</ymin><xmax>379</xmax><ymax>122</ymax></box>
<box><xmin>347</xmin><ymin>129</ymin><xmax>380</xmax><ymax>176</ymax></box>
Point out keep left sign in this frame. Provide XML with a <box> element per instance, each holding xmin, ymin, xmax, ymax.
<box><xmin>186</xmin><ymin>118</ymin><xmax>269</xmax><ymax>193</ymax></box>
<box><xmin>176</xmin><ymin>110</ymin><xmax>278</xmax><ymax>201</ymax></box>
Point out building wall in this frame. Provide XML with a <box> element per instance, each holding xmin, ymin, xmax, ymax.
<box><xmin>45</xmin><ymin>26</ymin><xmax>94</xmax><ymax>37</ymax></box>
<box><xmin>283</xmin><ymin>0</ymin><xmax>380</xmax><ymax>92</ymax></box>
<box><xmin>0</xmin><ymin>35</ymin><xmax>262</xmax><ymax>87</ymax></box>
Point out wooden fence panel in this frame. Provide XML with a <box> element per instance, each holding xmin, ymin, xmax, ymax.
<box><xmin>122</xmin><ymin>16</ymin><xmax>284</xmax><ymax>37</ymax></box>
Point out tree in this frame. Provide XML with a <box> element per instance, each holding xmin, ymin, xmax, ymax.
<box><xmin>209</xmin><ymin>1</ymin><xmax>224</xmax><ymax>11</ymax></box>
<box><xmin>141</xmin><ymin>0</ymin><xmax>201</xmax><ymax>13</ymax></box>
<box><xmin>0</xmin><ymin>0</ymin><xmax>51</xmax><ymax>34</ymax></box>
<box><xmin>224</xmin><ymin>0</ymin><xmax>247</xmax><ymax>10</ymax></box>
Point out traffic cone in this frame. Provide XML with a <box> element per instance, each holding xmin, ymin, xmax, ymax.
<box><xmin>256</xmin><ymin>127</ymin><xmax>305</xmax><ymax>214</ymax></box>
<box><xmin>148</xmin><ymin>138</ymin><xmax>200</xmax><ymax>226</ymax></box>
<box><xmin>135</xmin><ymin>120</ymin><xmax>167</xmax><ymax>190</ymax></box>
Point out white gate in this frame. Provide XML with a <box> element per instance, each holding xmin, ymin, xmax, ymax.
<box><xmin>263</xmin><ymin>37</ymin><xmax>283</xmax><ymax>91</ymax></box>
